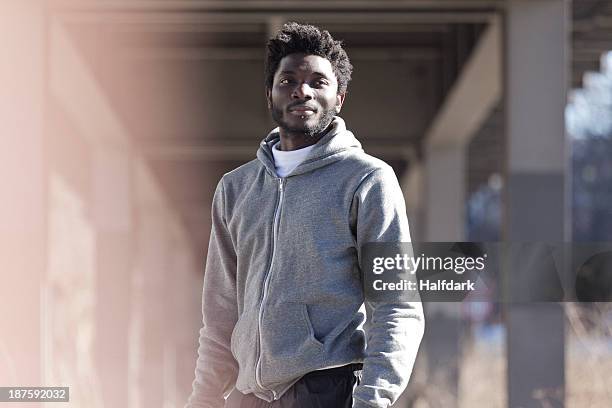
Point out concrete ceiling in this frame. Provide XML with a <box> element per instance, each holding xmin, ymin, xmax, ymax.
<box><xmin>51</xmin><ymin>0</ymin><xmax>612</xmax><ymax>252</ymax></box>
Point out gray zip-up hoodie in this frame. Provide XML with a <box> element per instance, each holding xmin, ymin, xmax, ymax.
<box><xmin>186</xmin><ymin>116</ymin><xmax>424</xmax><ymax>408</ymax></box>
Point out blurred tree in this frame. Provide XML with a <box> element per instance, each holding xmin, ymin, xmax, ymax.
<box><xmin>567</xmin><ymin>51</ymin><xmax>612</xmax><ymax>241</ymax></box>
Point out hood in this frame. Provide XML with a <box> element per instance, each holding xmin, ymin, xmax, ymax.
<box><xmin>256</xmin><ymin>116</ymin><xmax>363</xmax><ymax>177</ymax></box>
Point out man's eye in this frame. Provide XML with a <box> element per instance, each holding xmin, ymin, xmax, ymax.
<box><xmin>280</xmin><ymin>79</ymin><xmax>292</xmax><ymax>84</ymax></box>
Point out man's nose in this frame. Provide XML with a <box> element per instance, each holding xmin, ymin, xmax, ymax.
<box><xmin>292</xmin><ymin>82</ymin><xmax>313</xmax><ymax>99</ymax></box>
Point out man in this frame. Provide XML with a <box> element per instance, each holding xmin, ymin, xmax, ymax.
<box><xmin>186</xmin><ymin>22</ymin><xmax>424</xmax><ymax>408</ymax></box>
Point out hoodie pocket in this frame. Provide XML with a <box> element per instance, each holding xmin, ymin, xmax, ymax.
<box><xmin>261</xmin><ymin>302</ymin><xmax>325</xmax><ymax>353</ymax></box>
<box><xmin>260</xmin><ymin>302</ymin><xmax>326</xmax><ymax>385</ymax></box>
<box><xmin>300</xmin><ymin>304</ymin><xmax>325</xmax><ymax>349</ymax></box>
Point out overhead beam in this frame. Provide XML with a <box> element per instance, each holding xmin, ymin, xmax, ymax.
<box><xmin>101</xmin><ymin>22</ymin><xmax>452</xmax><ymax>34</ymax></box>
<box><xmin>118</xmin><ymin>46</ymin><xmax>441</xmax><ymax>61</ymax></box>
<box><xmin>425</xmin><ymin>15</ymin><xmax>501</xmax><ymax>148</ymax></box>
<box><xmin>51</xmin><ymin>0</ymin><xmax>505</xmax><ymax>13</ymax></box>
<box><xmin>54</xmin><ymin>11</ymin><xmax>497</xmax><ymax>25</ymax></box>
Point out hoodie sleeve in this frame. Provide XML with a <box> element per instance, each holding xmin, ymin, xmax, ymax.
<box><xmin>186</xmin><ymin>178</ymin><xmax>239</xmax><ymax>408</ymax></box>
<box><xmin>350</xmin><ymin>165</ymin><xmax>425</xmax><ymax>408</ymax></box>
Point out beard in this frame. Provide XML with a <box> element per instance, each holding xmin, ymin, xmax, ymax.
<box><xmin>271</xmin><ymin>102</ymin><xmax>336</xmax><ymax>140</ymax></box>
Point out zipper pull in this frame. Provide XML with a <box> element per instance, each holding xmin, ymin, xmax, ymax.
<box><xmin>278</xmin><ymin>178</ymin><xmax>284</xmax><ymax>191</ymax></box>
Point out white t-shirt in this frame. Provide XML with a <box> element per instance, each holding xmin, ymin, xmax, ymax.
<box><xmin>271</xmin><ymin>141</ymin><xmax>315</xmax><ymax>177</ymax></box>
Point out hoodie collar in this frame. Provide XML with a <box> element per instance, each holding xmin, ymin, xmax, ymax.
<box><xmin>256</xmin><ymin>116</ymin><xmax>363</xmax><ymax>177</ymax></box>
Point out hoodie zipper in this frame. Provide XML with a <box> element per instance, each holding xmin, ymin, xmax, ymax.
<box><xmin>255</xmin><ymin>177</ymin><xmax>284</xmax><ymax>400</ymax></box>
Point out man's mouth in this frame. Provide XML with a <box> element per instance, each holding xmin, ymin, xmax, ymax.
<box><xmin>288</xmin><ymin>105</ymin><xmax>317</xmax><ymax>116</ymax></box>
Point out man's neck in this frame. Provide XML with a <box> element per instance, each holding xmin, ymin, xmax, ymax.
<box><xmin>278</xmin><ymin>125</ymin><xmax>332</xmax><ymax>151</ymax></box>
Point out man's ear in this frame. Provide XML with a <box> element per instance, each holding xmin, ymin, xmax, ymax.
<box><xmin>266</xmin><ymin>88</ymin><xmax>272</xmax><ymax>109</ymax></box>
<box><xmin>335</xmin><ymin>92</ymin><xmax>346</xmax><ymax>113</ymax></box>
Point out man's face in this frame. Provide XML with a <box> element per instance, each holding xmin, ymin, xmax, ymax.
<box><xmin>267</xmin><ymin>53</ymin><xmax>345</xmax><ymax>137</ymax></box>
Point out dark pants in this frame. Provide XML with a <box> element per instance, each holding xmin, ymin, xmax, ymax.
<box><xmin>225</xmin><ymin>364</ymin><xmax>362</xmax><ymax>408</ymax></box>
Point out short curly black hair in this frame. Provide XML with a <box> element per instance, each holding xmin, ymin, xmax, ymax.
<box><xmin>265</xmin><ymin>22</ymin><xmax>353</xmax><ymax>94</ymax></box>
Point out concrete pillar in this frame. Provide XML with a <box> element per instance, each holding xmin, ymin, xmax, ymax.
<box><xmin>414</xmin><ymin>17</ymin><xmax>504</xmax><ymax>406</ymax></box>
<box><xmin>401</xmin><ymin>159</ymin><xmax>425</xmax><ymax>243</ymax></box>
<box><xmin>421</xmin><ymin>144</ymin><xmax>466</xmax><ymax>408</ymax></box>
<box><xmin>504</xmin><ymin>1</ymin><xmax>569</xmax><ymax>407</ymax></box>
<box><xmin>47</xmin><ymin>9</ymin><xmax>143</xmax><ymax>405</ymax></box>
<box><xmin>162</xmin><ymin>218</ymin><xmax>188</xmax><ymax>408</ymax></box>
<box><xmin>131</xmin><ymin>161</ymin><xmax>171</xmax><ymax>408</ymax></box>
<box><xmin>0</xmin><ymin>1</ymin><xmax>46</xmax><ymax>397</ymax></box>
<box><xmin>92</xmin><ymin>146</ymin><xmax>134</xmax><ymax>407</ymax></box>
<box><xmin>425</xmin><ymin>146</ymin><xmax>467</xmax><ymax>242</ymax></box>
<box><xmin>168</xmin><ymin>222</ymin><xmax>203</xmax><ymax>405</ymax></box>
